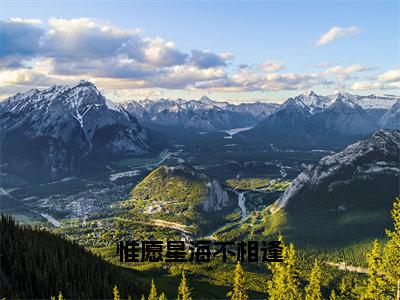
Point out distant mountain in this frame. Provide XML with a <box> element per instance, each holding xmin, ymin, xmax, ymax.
<box><xmin>117</xmin><ymin>164</ymin><xmax>238</xmax><ymax>234</ymax></box>
<box><xmin>0</xmin><ymin>80</ymin><xmax>149</xmax><ymax>182</ymax></box>
<box><xmin>125</xmin><ymin>96</ymin><xmax>279</xmax><ymax>131</ymax></box>
<box><xmin>273</xmin><ymin>130</ymin><xmax>400</xmax><ymax>246</ymax></box>
<box><xmin>344</xmin><ymin>92</ymin><xmax>399</xmax><ymax>123</ymax></box>
<box><xmin>380</xmin><ymin>100</ymin><xmax>400</xmax><ymax>130</ymax></box>
<box><xmin>244</xmin><ymin>91</ymin><xmax>399</xmax><ymax>149</ymax></box>
<box><xmin>351</xmin><ymin>93</ymin><xmax>399</xmax><ymax>110</ymax></box>
<box><xmin>244</xmin><ymin>97</ymin><xmax>316</xmax><ymax>147</ymax></box>
<box><xmin>309</xmin><ymin>93</ymin><xmax>378</xmax><ymax>137</ymax></box>
<box><xmin>294</xmin><ymin>90</ymin><xmax>332</xmax><ymax>113</ymax></box>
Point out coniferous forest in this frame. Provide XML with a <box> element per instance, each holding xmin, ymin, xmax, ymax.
<box><xmin>1</xmin><ymin>197</ymin><xmax>399</xmax><ymax>299</ymax></box>
<box><xmin>0</xmin><ymin>215</ymin><xmax>145</xmax><ymax>299</ymax></box>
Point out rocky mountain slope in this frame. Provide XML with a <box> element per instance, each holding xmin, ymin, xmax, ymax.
<box><xmin>125</xmin><ymin>96</ymin><xmax>280</xmax><ymax>131</ymax></box>
<box><xmin>273</xmin><ymin>129</ymin><xmax>400</xmax><ymax>246</ymax></box>
<box><xmin>244</xmin><ymin>91</ymin><xmax>399</xmax><ymax>149</ymax></box>
<box><xmin>309</xmin><ymin>93</ymin><xmax>378</xmax><ymax>136</ymax></box>
<box><xmin>118</xmin><ymin>164</ymin><xmax>238</xmax><ymax>234</ymax></box>
<box><xmin>0</xmin><ymin>80</ymin><xmax>149</xmax><ymax>182</ymax></box>
<box><xmin>244</xmin><ymin>97</ymin><xmax>316</xmax><ymax>147</ymax></box>
<box><xmin>380</xmin><ymin>100</ymin><xmax>400</xmax><ymax>130</ymax></box>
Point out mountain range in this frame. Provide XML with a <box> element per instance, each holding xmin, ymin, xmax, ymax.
<box><xmin>1</xmin><ymin>80</ymin><xmax>399</xmax><ymax>181</ymax></box>
<box><xmin>244</xmin><ymin>91</ymin><xmax>399</xmax><ymax>149</ymax></box>
<box><xmin>124</xmin><ymin>96</ymin><xmax>280</xmax><ymax>131</ymax></box>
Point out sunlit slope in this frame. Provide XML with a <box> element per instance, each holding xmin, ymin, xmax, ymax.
<box><xmin>273</xmin><ymin>130</ymin><xmax>400</xmax><ymax>248</ymax></box>
<box><xmin>118</xmin><ymin>164</ymin><xmax>238</xmax><ymax>234</ymax></box>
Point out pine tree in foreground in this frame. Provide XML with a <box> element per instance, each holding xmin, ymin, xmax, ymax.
<box><xmin>141</xmin><ymin>294</ymin><xmax>145</xmax><ymax>300</ymax></box>
<box><xmin>362</xmin><ymin>240</ymin><xmax>386</xmax><ymax>300</ymax></box>
<box><xmin>305</xmin><ymin>260</ymin><xmax>323</xmax><ymax>300</ymax></box>
<box><xmin>382</xmin><ymin>196</ymin><xmax>400</xmax><ymax>300</ymax></box>
<box><xmin>339</xmin><ymin>278</ymin><xmax>350</xmax><ymax>299</ymax></box>
<box><xmin>159</xmin><ymin>292</ymin><xmax>167</xmax><ymax>300</ymax></box>
<box><xmin>177</xmin><ymin>271</ymin><xmax>192</xmax><ymax>300</ymax></box>
<box><xmin>329</xmin><ymin>289</ymin><xmax>337</xmax><ymax>300</ymax></box>
<box><xmin>148</xmin><ymin>279</ymin><xmax>158</xmax><ymax>300</ymax></box>
<box><xmin>58</xmin><ymin>291</ymin><xmax>64</xmax><ymax>300</ymax></box>
<box><xmin>228</xmin><ymin>262</ymin><xmax>248</xmax><ymax>300</ymax></box>
<box><xmin>113</xmin><ymin>285</ymin><xmax>120</xmax><ymax>300</ymax></box>
<box><xmin>266</xmin><ymin>235</ymin><xmax>302</xmax><ymax>300</ymax></box>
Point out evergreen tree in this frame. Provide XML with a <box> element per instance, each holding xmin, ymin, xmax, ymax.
<box><xmin>58</xmin><ymin>291</ymin><xmax>64</xmax><ymax>300</ymax></box>
<box><xmin>329</xmin><ymin>290</ymin><xmax>337</xmax><ymax>300</ymax></box>
<box><xmin>266</xmin><ymin>235</ymin><xmax>302</xmax><ymax>300</ymax></box>
<box><xmin>228</xmin><ymin>262</ymin><xmax>248</xmax><ymax>300</ymax></box>
<box><xmin>113</xmin><ymin>285</ymin><xmax>120</xmax><ymax>300</ymax></box>
<box><xmin>141</xmin><ymin>294</ymin><xmax>145</xmax><ymax>300</ymax></box>
<box><xmin>382</xmin><ymin>197</ymin><xmax>400</xmax><ymax>300</ymax></box>
<box><xmin>148</xmin><ymin>279</ymin><xmax>157</xmax><ymax>300</ymax></box>
<box><xmin>363</xmin><ymin>240</ymin><xmax>386</xmax><ymax>299</ymax></box>
<box><xmin>339</xmin><ymin>278</ymin><xmax>350</xmax><ymax>298</ymax></box>
<box><xmin>159</xmin><ymin>292</ymin><xmax>167</xmax><ymax>300</ymax></box>
<box><xmin>305</xmin><ymin>260</ymin><xmax>322</xmax><ymax>300</ymax></box>
<box><xmin>177</xmin><ymin>271</ymin><xmax>192</xmax><ymax>300</ymax></box>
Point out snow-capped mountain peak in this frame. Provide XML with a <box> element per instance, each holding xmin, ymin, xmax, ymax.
<box><xmin>288</xmin><ymin>91</ymin><xmax>333</xmax><ymax>114</ymax></box>
<box><xmin>0</xmin><ymin>81</ymin><xmax>149</xmax><ymax>180</ymax></box>
<box><xmin>199</xmin><ymin>95</ymin><xmax>213</xmax><ymax>103</ymax></box>
<box><xmin>124</xmin><ymin>95</ymin><xmax>280</xmax><ymax>130</ymax></box>
<box><xmin>280</xmin><ymin>97</ymin><xmax>310</xmax><ymax>113</ymax></box>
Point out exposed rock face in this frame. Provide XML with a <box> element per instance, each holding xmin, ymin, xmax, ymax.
<box><xmin>244</xmin><ymin>91</ymin><xmax>399</xmax><ymax>149</ymax></box>
<box><xmin>380</xmin><ymin>100</ymin><xmax>400</xmax><ymax>130</ymax></box>
<box><xmin>124</xmin><ymin>96</ymin><xmax>279</xmax><ymax>131</ymax></box>
<box><xmin>203</xmin><ymin>179</ymin><xmax>231</xmax><ymax>212</ymax></box>
<box><xmin>164</xmin><ymin>164</ymin><xmax>233</xmax><ymax>212</ymax></box>
<box><xmin>0</xmin><ymin>80</ymin><xmax>149</xmax><ymax>182</ymax></box>
<box><xmin>276</xmin><ymin>130</ymin><xmax>400</xmax><ymax>208</ymax></box>
<box><xmin>125</xmin><ymin>164</ymin><xmax>236</xmax><ymax>234</ymax></box>
<box><xmin>309</xmin><ymin>95</ymin><xmax>378</xmax><ymax>136</ymax></box>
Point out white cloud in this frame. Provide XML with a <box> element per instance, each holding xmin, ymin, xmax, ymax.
<box><xmin>378</xmin><ymin>69</ymin><xmax>400</xmax><ymax>82</ymax></box>
<box><xmin>351</xmin><ymin>81</ymin><xmax>400</xmax><ymax>91</ymax></box>
<box><xmin>1</xmin><ymin>17</ymin><xmax>393</xmax><ymax>98</ymax></box>
<box><xmin>9</xmin><ymin>17</ymin><xmax>42</xmax><ymax>25</ymax></box>
<box><xmin>351</xmin><ymin>69</ymin><xmax>400</xmax><ymax>91</ymax></box>
<box><xmin>193</xmin><ymin>68</ymin><xmax>330</xmax><ymax>92</ymax></box>
<box><xmin>0</xmin><ymin>17</ymin><xmax>235</xmax><ymax>93</ymax></box>
<box><xmin>322</xmin><ymin>64</ymin><xmax>373</xmax><ymax>81</ymax></box>
<box><xmin>350</xmin><ymin>81</ymin><xmax>381</xmax><ymax>91</ymax></box>
<box><xmin>260</xmin><ymin>60</ymin><xmax>285</xmax><ymax>72</ymax></box>
<box><xmin>0</xmin><ymin>68</ymin><xmax>41</xmax><ymax>86</ymax></box>
<box><xmin>316</xmin><ymin>26</ymin><xmax>361</xmax><ymax>46</ymax></box>
<box><xmin>102</xmin><ymin>88</ymin><xmax>164</xmax><ymax>102</ymax></box>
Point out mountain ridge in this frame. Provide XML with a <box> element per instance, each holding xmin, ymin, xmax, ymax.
<box><xmin>268</xmin><ymin>129</ymin><xmax>400</xmax><ymax>247</ymax></box>
<box><xmin>244</xmin><ymin>91</ymin><xmax>399</xmax><ymax>148</ymax></box>
<box><xmin>0</xmin><ymin>80</ymin><xmax>149</xmax><ymax>182</ymax></box>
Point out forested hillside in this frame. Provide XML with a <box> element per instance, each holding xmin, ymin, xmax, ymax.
<box><xmin>0</xmin><ymin>215</ymin><xmax>145</xmax><ymax>299</ymax></box>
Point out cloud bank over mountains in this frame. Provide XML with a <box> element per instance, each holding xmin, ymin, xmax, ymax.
<box><xmin>0</xmin><ymin>17</ymin><xmax>398</xmax><ymax>101</ymax></box>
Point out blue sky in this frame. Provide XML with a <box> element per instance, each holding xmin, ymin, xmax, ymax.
<box><xmin>0</xmin><ymin>0</ymin><xmax>399</xmax><ymax>103</ymax></box>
